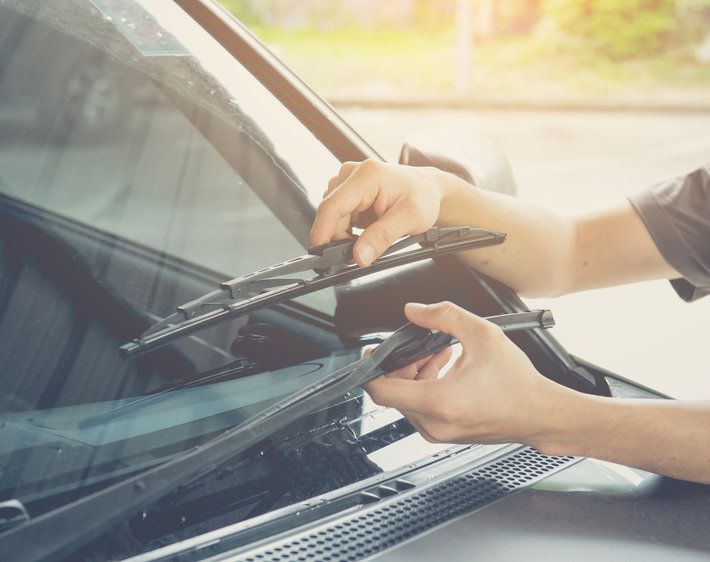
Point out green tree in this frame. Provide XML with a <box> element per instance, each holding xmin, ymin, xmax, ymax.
<box><xmin>540</xmin><ymin>0</ymin><xmax>677</xmax><ymax>59</ymax></box>
<box><xmin>220</xmin><ymin>0</ymin><xmax>262</xmax><ymax>26</ymax></box>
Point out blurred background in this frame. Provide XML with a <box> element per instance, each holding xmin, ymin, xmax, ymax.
<box><xmin>220</xmin><ymin>0</ymin><xmax>710</xmax><ymax>400</ymax></box>
<box><xmin>221</xmin><ymin>0</ymin><xmax>710</xmax><ymax>107</ymax></box>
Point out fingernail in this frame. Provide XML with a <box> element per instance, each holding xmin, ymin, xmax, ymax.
<box><xmin>358</xmin><ymin>244</ymin><xmax>375</xmax><ymax>265</ymax></box>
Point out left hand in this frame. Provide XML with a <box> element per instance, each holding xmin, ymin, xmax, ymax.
<box><xmin>364</xmin><ymin>301</ymin><xmax>575</xmax><ymax>446</ymax></box>
<box><xmin>310</xmin><ymin>159</ymin><xmax>446</xmax><ymax>266</ymax></box>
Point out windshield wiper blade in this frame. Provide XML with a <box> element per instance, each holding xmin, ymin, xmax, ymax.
<box><xmin>0</xmin><ymin>309</ymin><xmax>553</xmax><ymax>562</ymax></box>
<box><xmin>120</xmin><ymin>226</ymin><xmax>506</xmax><ymax>358</ymax></box>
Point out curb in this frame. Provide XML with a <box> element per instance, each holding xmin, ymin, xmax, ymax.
<box><xmin>326</xmin><ymin>94</ymin><xmax>710</xmax><ymax>114</ymax></box>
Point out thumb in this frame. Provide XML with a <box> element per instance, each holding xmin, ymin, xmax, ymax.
<box><xmin>353</xmin><ymin>212</ymin><xmax>410</xmax><ymax>266</ymax></box>
<box><xmin>404</xmin><ymin>301</ymin><xmax>498</xmax><ymax>348</ymax></box>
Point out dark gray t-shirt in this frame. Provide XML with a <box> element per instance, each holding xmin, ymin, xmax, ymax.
<box><xmin>629</xmin><ymin>164</ymin><xmax>710</xmax><ymax>302</ymax></box>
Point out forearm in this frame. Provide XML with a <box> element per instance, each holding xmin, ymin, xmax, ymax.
<box><xmin>536</xmin><ymin>391</ymin><xmax>710</xmax><ymax>484</ymax></box>
<box><xmin>435</xmin><ymin>173</ymin><xmax>678</xmax><ymax>297</ymax></box>
<box><xmin>315</xmin><ymin>161</ymin><xmax>680</xmax><ymax>296</ymax></box>
<box><xmin>436</xmin><ymin>174</ymin><xmax>578</xmax><ymax>297</ymax></box>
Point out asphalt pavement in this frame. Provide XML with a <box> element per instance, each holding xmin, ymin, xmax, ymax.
<box><xmin>340</xmin><ymin>108</ymin><xmax>710</xmax><ymax>399</ymax></box>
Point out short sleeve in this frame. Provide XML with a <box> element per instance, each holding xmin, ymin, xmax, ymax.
<box><xmin>628</xmin><ymin>165</ymin><xmax>710</xmax><ymax>302</ymax></box>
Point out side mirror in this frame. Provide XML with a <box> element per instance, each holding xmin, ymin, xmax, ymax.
<box><xmin>399</xmin><ymin>128</ymin><xmax>517</xmax><ymax>196</ymax></box>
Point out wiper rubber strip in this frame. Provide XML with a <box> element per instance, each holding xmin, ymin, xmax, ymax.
<box><xmin>120</xmin><ymin>226</ymin><xmax>506</xmax><ymax>358</ymax></box>
<box><xmin>0</xmin><ymin>310</ymin><xmax>553</xmax><ymax>562</ymax></box>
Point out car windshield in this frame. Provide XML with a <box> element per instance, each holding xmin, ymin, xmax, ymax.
<box><xmin>0</xmin><ymin>1</ymin><xmax>452</xmax><ymax>556</ymax></box>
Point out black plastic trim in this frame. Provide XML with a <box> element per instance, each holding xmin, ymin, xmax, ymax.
<box><xmin>572</xmin><ymin>355</ymin><xmax>671</xmax><ymax>400</ymax></box>
<box><xmin>213</xmin><ymin>448</ymin><xmax>576</xmax><ymax>562</ymax></box>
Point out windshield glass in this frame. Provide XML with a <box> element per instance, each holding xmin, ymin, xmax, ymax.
<box><xmin>0</xmin><ymin>1</ymin><xmax>455</xmax><ymax>556</ymax></box>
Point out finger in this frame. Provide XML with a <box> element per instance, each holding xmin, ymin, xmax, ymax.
<box><xmin>353</xmin><ymin>208</ymin><xmax>414</xmax><ymax>266</ymax></box>
<box><xmin>324</xmin><ymin>165</ymin><xmax>355</xmax><ymax>198</ymax></box>
<box><xmin>309</xmin><ymin>170</ymin><xmax>379</xmax><ymax>247</ymax></box>
<box><xmin>353</xmin><ymin>209</ymin><xmax>375</xmax><ymax>229</ymax></box>
<box><xmin>325</xmin><ymin>176</ymin><xmax>339</xmax><ymax>197</ymax></box>
<box><xmin>364</xmin><ymin>348</ymin><xmax>431</xmax><ymax>367</ymax></box>
<box><xmin>399</xmin><ymin>412</ymin><xmax>437</xmax><ymax>443</ymax></box>
<box><xmin>333</xmin><ymin>214</ymin><xmax>354</xmax><ymax>240</ymax></box>
<box><xmin>404</xmin><ymin>301</ymin><xmax>500</xmax><ymax>349</ymax></box>
<box><xmin>327</xmin><ymin>162</ymin><xmax>358</xmax><ymax>195</ymax></box>
<box><xmin>311</xmin><ymin>199</ymin><xmax>355</xmax><ymax>245</ymax></box>
<box><xmin>384</xmin><ymin>363</ymin><xmax>418</xmax><ymax>381</ymax></box>
<box><xmin>363</xmin><ymin>376</ymin><xmax>437</xmax><ymax>413</ymax></box>
<box><xmin>384</xmin><ymin>354</ymin><xmax>434</xmax><ymax>381</ymax></box>
<box><xmin>415</xmin><ymin>347</ymin><xmax>452</xmax><ymax>381</ymax></box>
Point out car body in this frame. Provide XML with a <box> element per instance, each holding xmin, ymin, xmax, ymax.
<box><xmin>0</xmin><ymin>1</ymin><xmax>708</xmax><ymax>561</ymax></box>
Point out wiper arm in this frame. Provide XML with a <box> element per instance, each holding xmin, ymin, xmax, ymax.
<box><xmin>0</xmin><ymin>309</ymin><xmax>553</xmax><ymax>562</ymax></box>
<box><xmin>120</xmin><ymin>226</ymin><xmax>506</xmax><ymax>358</ymax></box>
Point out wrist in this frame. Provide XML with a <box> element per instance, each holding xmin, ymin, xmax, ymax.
<box><xmin>525</xmin><ymin>384</ymin><xmax>601</xmax><ymax>457</ymax></box>
<box><xmin>435</xmin><ymin>171</ymin><xmax>481</xmax><ymax>227</ymax></box>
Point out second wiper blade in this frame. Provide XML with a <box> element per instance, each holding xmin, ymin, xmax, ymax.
<box><xmin>3</xmin><ymin>309</ymin><xmax>552</xmax><ymax>562</ymax></box>
<box><xmin>120</xmin><ymin>226</ymin><xmax>505</xmax><ymax>358</ymax></box>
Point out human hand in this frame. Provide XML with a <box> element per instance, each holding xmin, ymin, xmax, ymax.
<box><xmin>364</xmin><ymin>301</ymin><xmax>572</xmax><ymax>446</ymax></box>
<box><xmin>309</xmin><ymin>159</ymin><xmax>447</xmax><ymax>266</ymax></box>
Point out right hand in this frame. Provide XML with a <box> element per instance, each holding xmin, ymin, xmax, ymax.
<box><xmin>364</xmin><ymin>301</ymin><xmax>571</xmax><ymax>447</ymax></box>
<box><xmin>309</xmin><ymin>159</ymin><xmax>447</xmax><ymax>266</ymax></box>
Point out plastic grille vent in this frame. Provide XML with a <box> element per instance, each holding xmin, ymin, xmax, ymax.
<box><xmin>231</xmin><ymin>448</ymin><xmax>574</xmax><ymax>562</ymax></box>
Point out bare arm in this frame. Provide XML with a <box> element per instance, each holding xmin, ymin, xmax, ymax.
<box><xmin>438</xmin><ymin>178</ymin><xmax>679</xmax><ymax>296</ymax></box>
<box><xmin>310</xmin><ymin>160</ymin><xmax>679</xmax><ymax>297</ymax></box>
<box><xmin>313</xmin><ymin>161</ymin><xmax>709</xmax><ymax>482</ymax></box>
<box><xmin>543</xmin><ymin>392</ymin><xmax>710</xmax><ymax>483</ymax></box>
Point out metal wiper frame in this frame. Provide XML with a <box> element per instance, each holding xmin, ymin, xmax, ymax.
<box><xmin>1</xmin><ymin>310</ymin><xmax>554</xmax><ymax>562</ymax></box>
<box><xmin>120</xmin><ymin>226</ymin><xmax>506</xmax><ymax>357</ymax></box>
